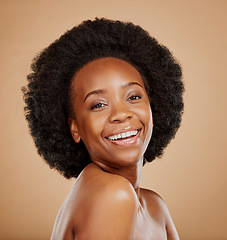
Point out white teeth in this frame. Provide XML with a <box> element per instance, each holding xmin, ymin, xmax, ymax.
<box><xmin>107</xmin><ymin>130</ymin><xmax>138</xmax><ymax>141</ymax></box>
<box><xmin>126</xmin><ymin>132</ymin><xmax>131</xmax><ymax>137</ymax></box>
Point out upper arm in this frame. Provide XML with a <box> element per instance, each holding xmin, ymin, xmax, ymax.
<box><xmin>51</xmin><ymin>202</ymin><xmax>75</xmax><ymax>240</ymax></box>
<box><xmin>156</xmin><ymin>195</ymin><xmax>179</xmax><ymax>240</ymax></box>
<box><xmin>164</xmin><ymin>205</ymin><xmax>180</xmax><ymax>240</ymax></box>
<box><xmin>143</xmin><ymin>190</ymin><xmax>180</xmax><ymax>240</ymax></box>
<box><xmin>77</xmin><ymin>177</ymin><xmax>138</xmax><ymax>240</ymax></box>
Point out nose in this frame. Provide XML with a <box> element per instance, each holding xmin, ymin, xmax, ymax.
<box><xmin>109</xmin><ymin>103</ymin><xmax>133</xmax><ymax>123</ymax></box>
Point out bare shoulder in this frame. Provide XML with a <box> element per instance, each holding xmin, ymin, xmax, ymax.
<box><xmin>140</xmin><ymin>188</ymin><xmax>180</xmax><ymax>240</ymax></box>
<box><xmin>51</xmin><ymin>163</ymin><xmax>138</xmax><ymax>240</ymax></box>
<box><xmin>76</xmin><ymin>163</ymin><xmax>138</xmax><ymax>239</ymax></box>
<box><xmin>79</xmin><ymin>162</ymin><xmax>138</xmax><ymax>205</ymax></box>
<box><xmin>140</xmin><ymin>188</ymin><xmax>167</xmax><ymax>212</ymax></box>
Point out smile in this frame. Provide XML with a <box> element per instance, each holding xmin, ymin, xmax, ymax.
<box><xmin>106</xmin><ymin>130</ymin><xmax>138</xmax><ymax>140</ymax></box>
<box><xmin>105</xmin><ymin>129</ymin><xmax>141</xmax><ymax>146</ymax></box>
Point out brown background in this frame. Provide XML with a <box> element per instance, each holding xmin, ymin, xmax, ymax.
<box><xmin>0</xmin><ymin>0</ymin><xmax>227</xmax><ymax>239</ymax></box>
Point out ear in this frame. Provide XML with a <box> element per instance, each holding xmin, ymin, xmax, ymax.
<box><xmin>68</xmin><ymin>117</ymin><xmax>81</xmax><ymax>143</ymax></box>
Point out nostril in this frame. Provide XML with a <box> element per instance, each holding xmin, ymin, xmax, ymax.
<box><xmin>110</xmin><ymin>114</ymin><xmax>133</xmax><ymax>123</ymax></box>
<box><xmin>109</xmin><ymin>104</ymin><xmax>133</xmax><ymax>123</ymax></box>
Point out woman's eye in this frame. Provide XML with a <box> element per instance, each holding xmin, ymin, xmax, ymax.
<box><xmin>128</xmin><ymin>95</ymin><xmax>142</xmax><ymax>101</ymax></box>
<box><xmin>91</xmin><ymin>103</ymin><xmax>105</xmax><ymax>110</ymax></box>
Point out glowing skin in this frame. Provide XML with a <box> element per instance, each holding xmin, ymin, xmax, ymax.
<box><xmin>69</xmin><ymin>57</ymin><xmax>153</xmax><ymax>173</ymax></box>
<box><xmin>57</xmin><ymin>58</ymin><xmax>180</xmax><ymax>240</ymax></box>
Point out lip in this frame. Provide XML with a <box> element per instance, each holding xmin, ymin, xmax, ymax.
<box><xmin>105</xmin><ymin>128</ymin><xmax>141</xmax><ymax>147</ymax></box>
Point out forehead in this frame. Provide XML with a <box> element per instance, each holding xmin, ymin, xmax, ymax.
<box><xmin>71</xmin><ymin>57</ymin><xmax>145</xmax><ymax>93</ymax></box>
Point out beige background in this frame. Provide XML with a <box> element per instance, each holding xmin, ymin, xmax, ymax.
<box><xmin>0</xmin><ymin>0</ymin><xmax>227</xmax><ymax>239</ymax></box>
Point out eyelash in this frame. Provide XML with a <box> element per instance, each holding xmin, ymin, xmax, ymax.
<box><xmin>91</xmin><ymin>103</ymin><xmax>106</xmax><ymax>110</ymax></box>
<box><xmin>128</xmin><ymin>95</ymin><xmax>142</xmax><ymax>101</ymax></box>
<box><xmin>90</xmin><ymin>95</ymin><xmax>142</xmax><ymax>110</ymax></box>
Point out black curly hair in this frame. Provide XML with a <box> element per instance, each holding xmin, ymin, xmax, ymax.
<box><xmin>23</xmin><ymin>18</ymin><xmax>184</xmax><ymax>179</ymax></box>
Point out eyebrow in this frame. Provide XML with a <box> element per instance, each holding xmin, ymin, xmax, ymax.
<box><xmin>84</xmin><ymin>89</ymin><xmax>106</xmax><ymax>102</ymax></box>
<box><xmin>84</xmin><ymin>81</ymin><xmax>143</xmax><ymax>102</ymax></box>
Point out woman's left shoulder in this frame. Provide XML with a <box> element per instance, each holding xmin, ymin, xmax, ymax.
<box><xmin>140</xmin><ymin>188</ymin><xmax>180</xmax><ymax>239</ymax></box>
<box><xmin>140</xmin><ymin>188</ymin><xmax>167</xmax><ymax>222</ymax></box>
<box><xmin>140</xmin><ymin>188</ymin><xmax>166</xmax><ymax>209</ymax></box>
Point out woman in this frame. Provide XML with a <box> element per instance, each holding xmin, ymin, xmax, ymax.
<box><xmin>23</xmin><ymin>18</ymin><xmax>184</xmax><ymax>239</ymax></box>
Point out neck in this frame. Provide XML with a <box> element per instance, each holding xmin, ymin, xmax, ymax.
<box><xmin>92</xmin><ymin>158</ymin><xmax>143</xmax><ymax>198</ymax></box>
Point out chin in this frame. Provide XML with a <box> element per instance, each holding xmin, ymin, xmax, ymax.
<box><xmin>109</xmin><ymin>153</ymin><xmax>143</xmax><ymax>168</ymax></box>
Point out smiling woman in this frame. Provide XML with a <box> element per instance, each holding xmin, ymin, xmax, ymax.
<box><xmin>68</xmin><ymin>58</ymin><xmax>153</xmax><ymax>168</ymax></box>
<box><xmin>22</xmin><ymin>18</ymin><xmax>184</xmax><ymax>239</ymax></box>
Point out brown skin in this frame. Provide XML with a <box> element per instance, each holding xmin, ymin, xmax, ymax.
<box><xmin>51</xmin><ymin>58</ymin><xmax>180</xmax><ymax>240</ymax></box>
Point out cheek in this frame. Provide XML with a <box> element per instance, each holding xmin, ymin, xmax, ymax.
<box><xmin>146</xmin><ymin>105</ymin><xmax>153</xmax><ymax>131</ymax></box>
<box><xmin>136</xmin><ymin>103</ymin><xmax>152</xmax><ymax>124</ymax></box>
<box><xmin>137</xmin><ymin>104</ymin><xmax>153</xmax><ymax>140</ymax></box>
<box><xmin>79</xmin><ymin>114</ymin><xmax>105</xmax><ymax>142</ymax></box>
<box><xmin>79</xmin><ymin>116</ymin><xmax>108</xmax><ymax>159</ymax></box>
<box><xmin>146</xmin><ymin>108</ymin><xmax>153</xmax><ymax>144</ymax></box>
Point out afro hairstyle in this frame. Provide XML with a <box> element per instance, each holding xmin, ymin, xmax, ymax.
<box><xmin>23</xmin><ymin>18</ymin><xmax>184</xmax><ymax>179</ymax></box>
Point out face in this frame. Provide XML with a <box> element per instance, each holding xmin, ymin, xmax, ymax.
<box><xmin>69</xmin><ymin>57</ymin><xmax>153</xmax><ymax>168</ymax></box>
